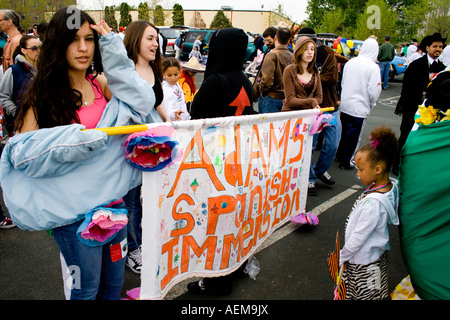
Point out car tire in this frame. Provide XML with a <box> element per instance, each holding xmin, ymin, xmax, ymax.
<box><xmin>389</xmin><ymin>68</ymin><xmax>396</xmax><ymax>81</ymax></box>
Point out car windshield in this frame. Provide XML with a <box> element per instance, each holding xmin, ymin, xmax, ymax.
<box><xmin>159</xmin><ymin>28</ymin><xmax>182</xmax><ymax>39</ymax></box>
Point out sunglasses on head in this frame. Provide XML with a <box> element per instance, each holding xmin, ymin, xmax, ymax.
<box><xmin>25</xmin><ymin>45</ymin><xmax>40</xmax><ymax>51</ymax></box>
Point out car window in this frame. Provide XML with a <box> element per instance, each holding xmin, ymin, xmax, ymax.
<box><xmin>185</xmin><ymin>31</ymin><xmax>209</xmax><ymax>43</ymax></box>
<box><xmin>320</xmin><ymin>39</ymin><xmax>336</xmax><ymax>48</ymax></box>
<box><xmin>159</xmin><ymin>28</ymin><xmax>182</xmax><ymax>39</ymax></box>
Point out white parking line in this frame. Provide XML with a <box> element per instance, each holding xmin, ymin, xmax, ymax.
<box><xmin>163</xmin><ymin>185</ymin><xmax>362</xmax><ymax>300</ymax></box>
<box><xmin>380</xmin><ymin>95</ymin><xmax>401</xmax><ymax>101</ymax></box>
<box><xmin>255</xmin><ymin>184</ymin><xmax>362</xmax><ymax>252</ymax></box>
<box><xmin>378</xmin><ymin>95</ymin><xmax>401</xmax><ymax>108</ymax></box>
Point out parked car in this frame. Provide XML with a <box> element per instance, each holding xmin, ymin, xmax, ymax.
<box><xmin>389</xmin><ymin>55</ymin><xmax>407</xmax><ymax>80</ymax></box>
<box><xmin>180</xmin><ymin>29</ymin><xmax>216</xmax><ymax>61</ymax></box>
<box><xmin>316</xmin><ymin>33</ymin><xmax>339</xmax><ymax>47</ymax></box>
<box><xmin>180</xmin><ymin>29</ymin><xmax>256</xmax><ymax>62</ymax></box>
<box><xmin>158</xmin><ymin>26</ymin><xmax>191</xmax><ymax>57</ymax></box>
<box><xmin>245</xmin><ymin>33</ymin><xmax>256</xmax><ymax>62</ymax></box>
<box><xmin>350</xmin><ymin>40</ymin><xmax>364</xmax><ymax>51</ymax></box>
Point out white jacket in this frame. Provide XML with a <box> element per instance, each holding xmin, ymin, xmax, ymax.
<box><xmin>340</xmin><ymin>180</ymin><xmax>399</xmax><ymax>266</ymax></box>
<box><xmin>340</xmin><ymin>38</ymin><xmax>382</xmax><ymax>118</ymax></box>
<box><xmin>161</xmin><ymin>80</ymin><xmax>190</xmax><ymax>121</ymax></box>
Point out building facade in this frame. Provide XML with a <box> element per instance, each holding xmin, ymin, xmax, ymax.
<box><xmin>85</xmin><ymin>8</ymin><xmax>299</xmax><ymax>34</ymax></box>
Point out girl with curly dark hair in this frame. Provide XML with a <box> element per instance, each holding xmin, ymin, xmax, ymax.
<box><xmin>339</xmin><ymin>125</ymin><xmax>399</xmax><ymax>300</ymax></box>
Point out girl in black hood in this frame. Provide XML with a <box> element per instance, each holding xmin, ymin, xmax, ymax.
<box><xmin>187</xmin><ymin>28</ymin><xmax>256</xmax><ymax>296</ymax></box>
<box><xmin>190</xmin><ymin>28</ymin><xmax>256</xmax><ymax>119</ymax></box>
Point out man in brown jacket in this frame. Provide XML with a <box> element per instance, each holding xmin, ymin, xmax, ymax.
<box><xmin>297</xmin><ymin>27</ymin><xmax>342</xmax><ymax>196</ymax></box>
<box><xmin>255</xmin><ymin>27</ymin><xmax>294</xmax><ymax>113</ymax></box>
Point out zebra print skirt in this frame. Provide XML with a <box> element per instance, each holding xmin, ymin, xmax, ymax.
<box><xmin>342</xmin><ymin>252</ymin><xmax>389</xmax><ymax>300</ymax></box>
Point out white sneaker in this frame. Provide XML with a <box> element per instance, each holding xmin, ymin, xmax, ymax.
<box><xmin>308</xmin><ymin>182</ymin><xmax>317</xmax><ymax>196</ymax></box>
<box><xmin>126</xmin><ymin>246</ymin><xmax>142</xmax><ymax>274</ymax></box>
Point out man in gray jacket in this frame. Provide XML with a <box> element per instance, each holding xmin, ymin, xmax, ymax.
<box><xmin>254</xmin><ymin>27</ymin><xmax>294</xmax><ymax>113</ymax></box>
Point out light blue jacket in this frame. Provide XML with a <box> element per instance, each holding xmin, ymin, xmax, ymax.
<box><xmin>0</xmin><ymin>33</ymin><xmax>162</xmax><ymax>231</ymax></box>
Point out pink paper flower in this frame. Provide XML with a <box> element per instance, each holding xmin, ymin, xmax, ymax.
<box><xmin>310</xmin><ymin>113</ymin><xmax>333</xmax><ymax>135</ymax></box>
<box><xmin>124</xmin><ymin>126</ymin><xmax>182</xmax><ymax>171</ymax></box>
<box><xmin>290</xmin><ymin>212</ymin><xmax>319</xmax><ymax>225</ymax></box>
<box><xmin>80</xmin><ymin>209</ymin><xmax>128</xmax><ymax>243</ymax></box>
<box><xmin>123</xmin><ymin>287</ymin><xmax>141</xmax><ymax>300</ymax></box>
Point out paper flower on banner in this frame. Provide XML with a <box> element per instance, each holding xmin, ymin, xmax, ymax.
<box><xmin>76</xmin><ymin>207</ymin><xmax>128</xmax><ymax>246</ymax></box>
<box><xmin>124</xmin><ymin>126</ymin><xmax>182</xmax><ymax>171</ymax></box>
<box><xmin>123</xmin><ymin>287</ymin><xmax>141</xmax><ymax>300</ymax></box>
<box><xmin>310</xmin><ymin>113</ymin><xmax>335</xmax><ymax>135</ymax></box>
<box><xmin>290</xmin><ymin>212</ymin><xmax>319</xmax><ymax>225</ymax></box>
<box><xmin>415</xmin><ymin>105</ymin><xmax>438</xmax><ymax>126</ymax></box>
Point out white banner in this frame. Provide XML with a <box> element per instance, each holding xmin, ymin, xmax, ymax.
<box><xmin>138</xmin><ymin>110</ymin><xmax>320</xmax><ymax>299</ymax></box>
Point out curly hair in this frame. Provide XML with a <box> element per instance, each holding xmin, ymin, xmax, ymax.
<box><xmin>359</xmin><ymin>125</ymin><xmax>398</xmax><ymax>172</ymax></box>
<box><xmin>15</xmin><ymin>7</ymin><xmax>102</xmax><ymax>131</ymax></box>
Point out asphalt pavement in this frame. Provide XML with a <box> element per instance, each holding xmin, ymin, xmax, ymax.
<box><xmin>0</xmin><ymin>74</ymin><xmax>409</xmax><ymax>302</ymax></box>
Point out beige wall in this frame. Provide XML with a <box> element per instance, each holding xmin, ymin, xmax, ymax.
<box><xmin>184</xmin><ymin>10</ymin><xmax>281</xmax><ymax>34</ymax></box>
<box><xmin>85</xmin><ymin>9</ymin><xmax>298</xmax><ymax>34</ymax></box>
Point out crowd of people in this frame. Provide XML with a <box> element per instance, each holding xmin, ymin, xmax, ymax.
<box><xmin>0</xmin><ymin>6</ymin><xmax>448</xmax><ymax>300</ymax></box>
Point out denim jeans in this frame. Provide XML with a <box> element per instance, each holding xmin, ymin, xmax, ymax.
<box><xmin>53</xmin><ymin>204</ymin><xmax>127</xmax><ymax>300</ymax></box>
<box><xmin>309</xmin><ymin>110</ymin><xmax>342</xmax><ymax>182</ymax></box>
<box><xmin>379</xmin><ymin>61</ymin><xmax>390</xmax><ymax>89</ymax></box>
<box><xmin>123</xmin><ymin>186</ymin><xmax>142</xmax><ymax>252</ymax></box>
<box><xmin>258</xmin><ymin>95</ymin><xmax>283</xmax><ymax>114</ymax></box>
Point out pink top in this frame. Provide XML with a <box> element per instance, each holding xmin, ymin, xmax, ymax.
<box><xmin>76</xmin><ymin>76</ymin><xmax>124</xmax><ymax>206</ymax></box>
<box><xmin>76</xmin><ymin>75</ymin><xmax>108</xmax><ymax>129</ymax></box>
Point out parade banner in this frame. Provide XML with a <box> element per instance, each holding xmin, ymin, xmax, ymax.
<box><xmin>138</xmin><ymin>110</ymin><xmax>320</xmax><ymax>300</ymax></box>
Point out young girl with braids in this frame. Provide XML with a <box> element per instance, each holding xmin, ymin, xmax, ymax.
<box><xmin>339</xmin><ymin>125</ymin><xmax>400</xmax><ymax>300</ymax></box>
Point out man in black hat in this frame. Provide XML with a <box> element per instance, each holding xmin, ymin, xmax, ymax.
<box><xmin>393</xmin><ymin>33</ymin><xmax>446</xmax><ymax>175</ymax></box>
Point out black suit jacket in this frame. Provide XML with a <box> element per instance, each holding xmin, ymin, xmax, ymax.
<box><xmin>395</xmin><ymin>54</ymin><xmax>445</xmax><ymax>116</ymax></box>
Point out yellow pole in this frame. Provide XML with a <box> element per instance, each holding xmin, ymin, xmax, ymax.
<box><xmin>85</xmin><ymin>107</ymin><xmax>335</xmax><ymax>136</ymax></box>
<box><xmin>87</xmin><ymin>124</ymin><xmax>149</xmax><ymax>136</ymax></box>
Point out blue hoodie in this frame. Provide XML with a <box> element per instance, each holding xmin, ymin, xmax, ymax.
<box><xmin>0</xmin><ymin>32</ymin><xmax>162</xmax><ymax>231</ymax></box>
